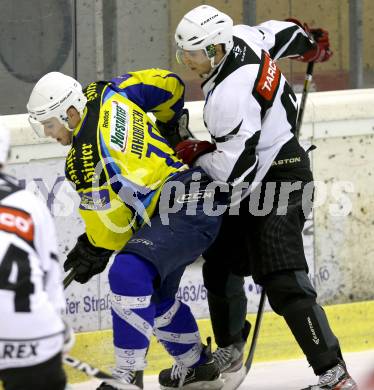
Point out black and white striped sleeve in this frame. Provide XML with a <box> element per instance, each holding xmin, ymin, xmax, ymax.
<box><xmin>254</xmin><ymin>20</ymin><xmax>315</xmax><ymax>60</ymax></box>
<box><xmin>195</xmin><ymin>67</ymin><xmax>261</xmax><ymax>186</ymax></box>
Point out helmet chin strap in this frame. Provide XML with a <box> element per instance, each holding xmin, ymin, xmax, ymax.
<box><xmin>201</xmin><ymin>51</ymin><xmax>229</xmax><ymax>79</ymax></box>
<box><xmin>210</xmin><ymin>56</ymin><xmax>216</xmax><ymax>69</ymax></box>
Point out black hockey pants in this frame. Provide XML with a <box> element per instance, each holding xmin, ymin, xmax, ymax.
<box><xmin>202</xmin><ymin>189</ymin><xmax>342</xmax><ymax>375</ymax></box>
<box><xmin>0</xmin><ymin>353</ymin><xmax>66</xmax><ymax>390</ymax></box>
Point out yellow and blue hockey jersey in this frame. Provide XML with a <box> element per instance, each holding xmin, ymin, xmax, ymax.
<box><xmin>65</xmin><ymin>69</ymin><xmax>187</xmax><ymax>250</ymax></box>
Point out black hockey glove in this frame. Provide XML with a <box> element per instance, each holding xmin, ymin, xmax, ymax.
<box><xmin>156</xmin><ymin>108</ymin><xmax>194</xmax><ymax>148</ymax></box>
<box><xmin>63</xmin><ymin>233</ymin><xmax>113</xmax><ymax>284</ymax></box>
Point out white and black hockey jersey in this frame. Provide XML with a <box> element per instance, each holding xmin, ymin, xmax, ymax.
<box><xmin>0</xmin><ymin>173</ymin><xmax>65</xmax><ymax>370</ymax></box>
<box><xmin>196</xmin><ymin>20</ymin><xmax>315</xmax><ymax>200</ymax></box>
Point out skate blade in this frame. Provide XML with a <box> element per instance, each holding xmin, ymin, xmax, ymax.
<box><xmin>221</xmin><ymin>366</ymin><xmax>246</xmax><ymax>390</ymax></box>
<box><xmin>104</xmin><ymin>380</ymin><xmax>141</xmax><ymax>390</ymax></box>
<box><xmin>160</xmin><ymin>378</ymin><xmax>224</xmax><ymax>390</ymax></box>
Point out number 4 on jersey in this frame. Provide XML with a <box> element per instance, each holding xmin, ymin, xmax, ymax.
<box><xmin>0</xmin><ymin>244</ymin><xmax>34</xmax><ymax>312</ymax></box>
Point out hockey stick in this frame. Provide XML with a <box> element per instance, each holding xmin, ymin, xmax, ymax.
<box><xmin>63</xmin><ymin>269</ymin><xmax>76</xmax><ymax>289</ymax></box>
<box><xmin>244</xmin><ymin>289</ymin><xmax>266</xmax><ymax>373</ymax></box>
<box><xmin>295</xmin><ymin>61</ymin><xmax>315</xmax><ymax>138</ymax></box>
<box><xmin>63</xmin><ymin>355</ymin><xmax>128</xmax><ymax>389</ymax></box>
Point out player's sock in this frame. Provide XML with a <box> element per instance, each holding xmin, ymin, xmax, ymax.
<box><xmin>108</xmin><ymin>253</ymin><xmax>157</xmax><ymax>372</ymax></box>
<box><xmin>155</xmin><ymin>298</ymin><xmax>206</xmax><ymax>367</ymax></box>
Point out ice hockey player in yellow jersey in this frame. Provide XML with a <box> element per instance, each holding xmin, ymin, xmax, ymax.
<box><xmin>27</xmin><ymin>69</ymin><xmax>227</xmax><ymax>389</ymax></box>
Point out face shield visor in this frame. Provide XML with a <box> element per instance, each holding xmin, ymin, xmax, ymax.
<box><xmin>175</xmin><ymin>44</ymin><xmax>216</xmax><ymax>65</ymax></box>
<box><xmin>28</xmin><ymin>116</ymin><xmax>66</xmax><ymax>139</ymax></box>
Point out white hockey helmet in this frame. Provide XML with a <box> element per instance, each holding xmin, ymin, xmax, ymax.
<box><xmin>0</xmin><ymin>122</ymin><xmax>10</xmax><ymax>166</ymax></box>
<box><xmin>175</xmin><ymin>5</ymin><xmax>234</xmax><ymax>62</ymax></box>
<box><xmin>27</xmin><ymin>72</ymin><xmax>87</xmax><ymax>137</ymax></box>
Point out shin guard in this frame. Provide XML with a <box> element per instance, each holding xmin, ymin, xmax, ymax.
<box><xmin>264</xmin><ymin>270</ymin><xmax>341</xmax><ymax>375</ymax></box>
<box><xmin>283</xmin><ymin>303</ymin><xmax>342</xmax><ymax>374</ymax></box>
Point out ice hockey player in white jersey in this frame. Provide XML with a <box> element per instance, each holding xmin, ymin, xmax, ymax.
<box><xmin>0</xmin><ymin>123</ymin><xmax>73</xmax><ymax>390</ymax></box>
<box><xmin>172</xmin><ymin>5</ymin><xmax>358</xmax><ymax>390</ymax></box>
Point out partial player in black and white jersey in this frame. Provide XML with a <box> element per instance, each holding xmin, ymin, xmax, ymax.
<box><xmin>0</xmin><ymin>123</ymin><xmax>73</xmax><ymax>390</ymax></box>
<box><xmin>173</xmin><ymin>5</ymin><xmax>357</xmax><ymax>390</ymax></box>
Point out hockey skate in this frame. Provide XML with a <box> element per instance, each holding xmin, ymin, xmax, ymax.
<box><xmin>96</xmin><ymin>368</ymin><xmax>143</xmax><ymax>390</ymax></box>
<box><xmin>213</xmin><ymin>321</ymin><xmax>251</xmax><ymax>390</ymax></box>
<box><xmin>158</xmin><ymin>338</ymin><xmax>223</xmax><ymax>389</ymax></box>
<box><xmin>301</xmin><ymin>361</ymin><xmax>358</xmax><ymax>390</ymax></box>
<box><xmin>212</xmin><ymin>340</ymin><xmax>246</xmax><ymax>390</ymax></box>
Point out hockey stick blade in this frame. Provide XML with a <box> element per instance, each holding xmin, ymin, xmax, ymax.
<box><xmin>64</xmin><ymin>355</ymin><xmax>137</xmax><ymax>389</ymax></box>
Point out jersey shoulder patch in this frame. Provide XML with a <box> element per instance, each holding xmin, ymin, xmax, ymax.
<box><xmin>255</xmin><ymin>51</ymin><xmax>281</xmax><ymax>101</ymax></box>
<box><xmin>0</xmin><ymin>205</ymin><xmax>34</xmax><ymax>245</ymax></box>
